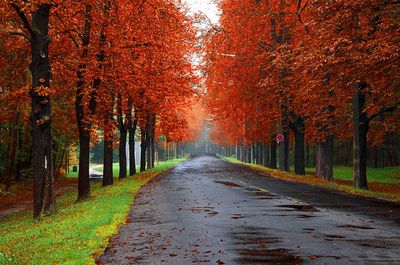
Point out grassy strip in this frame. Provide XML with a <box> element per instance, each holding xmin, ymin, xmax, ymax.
<box><xmin>92</xmin><ymin>164</ymin><xmax>137</xmax><ymax>177</ymax></box>
<box><xmin>331</xmin><ymin>166</ymin><xmax>399</xmax><ymax>184</ymax></box>
<box><xmin>0</xmin><ymin>157</ymin><xmax>187</xmax><ymax>265</ymax></box>
<box><xmin>299</xmin><ymin>166</ymin><xmax>400</xmax><ymax>184</ymax></box>
<box><xmin>220</xmin><ymin>155</ymin><xmax>400</xmax><ymax>202</ymax></box>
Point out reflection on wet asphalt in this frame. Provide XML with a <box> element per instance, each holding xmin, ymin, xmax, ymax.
<box><xmin>97</xmin><ymin>155</ymin><xmax>400</xmax><ymax>264</ymax></box>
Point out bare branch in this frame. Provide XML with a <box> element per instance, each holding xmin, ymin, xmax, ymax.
<box><xmin>368</xmin><ymin>102</ymin><xmax>400</xmax><ymax>123</ymax></box>
<box><xmin>10</xmin><ymin>3</ymin><xmax>34</xmax><ymax>37</ymax></box>
<box><xmin>54</xmin><ymin>11</ymin><xmax>80</xmax><ymax>47</ymax></box>
<box><xmin>8</xmin><ymin>31</ymin><xmax>30</xmax><ymax>40</ymax></box>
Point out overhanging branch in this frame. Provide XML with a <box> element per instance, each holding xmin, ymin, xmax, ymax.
<box><xmin>11</xmin><ymin>3</ymin><xmax>34</xmax><ymax>37</ymax></box>
<box><xmin>368</xmin><ymin>102</ymin><xmax>400</xmax><ymax>123</ymax></box>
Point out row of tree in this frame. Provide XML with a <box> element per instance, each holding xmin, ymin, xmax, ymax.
<box><xmin>204</xmin><ymin>0</ymin><xmax>399</xmax><ymax>188</ymax></box>
<box><xmin>0</xmin><ymin>0</ymin><xmax>203</xmax><ymax>218</ymax></box>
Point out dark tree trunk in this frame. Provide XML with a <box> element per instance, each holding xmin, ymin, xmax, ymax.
<box><xmin>116</xmin><ymin>93</ymin><xmax>127</xmax><ymax>179</ymax></box>
<box><xmin>316</xmin><ymin>136</ymin><xmax>334</xmax><ymax>181</ymax></box>
<box><xmin>77</xmin><ymin>131</ymin><xmax>90</xmax><ymax>198</ymax></box>
<box><xmin>246</xmin><ymin>146</ymin><xmax>251</xmax><ymax>163</ymax></box>
<box><xmin>239</xmin><ymin>145</ymin><xmax>244</xmax><ymax>162</ymax></box>
<box><xmin>253</xmin><ymin>144</ymin><xmax>256</xmax><ymax>164</ymax></box>
<box><xmin>103</xmin><ymin>90</ymin><xmax>114</xmax><ymax>186</ymax></box>
<box><xmin>140</xmin><ymin>130</ymin><xmax>147</xmax><ymax>172</ymax></box>
<box><xmin>279</xmin><ymin>123</ymin><xmax>290</xmax><ymax>172</ymax></box>
<box><xmin>145</xmin><ymin>116</ymin><xmax>154</xmax><ymax>169</ymax></box>
<box><xmin>257</xmin><ymin>143</ymin><xmax>263</xmax><ymax>165</ymax></box>
<box><xmin>103</xmin><ymin>138</ymin><xmax>113</xmax><ymax>186</ymax></box>
<box><xmin>27</xmin><ymin>4</ymin><xmax>55</xmax><ymax>218</ymax></box>
<box><xmin>292</xmin><ymin>117</ymin><xmax>306</xmax><ymax>175</ymax></box>
<box><xmin>53</xmin><ymin>139</ymin><xmax>67</xmax><ymax>178</ymax></box>
<box><xmin>119</xmin><ymin>127</ymin><xmax>127</xmax><ymax>178</ymax></box>
<box><xmin>75</xmin><ymin>4</ymin><xmax>93</xmax><ymax>200</ymax></box>
<box><xmin>127</xmin><ymin>100</ymin><xmax>137</xmax><ymax>176</ymax></box>
<box><xmin>270</xmin><ymin>140</ymin><xmax>277</xmax><ymax>169</ymax></box>
<box><xmin>150</xmin><ymin>115</ymin><xmax>155</xmax><ymax>168</ymax></box>
<box><xmin>263</xmin><ymin>143</ymin><xmax>270</xmax><ymax>167</ymax></box>
<box><xmin>353</xmin><ymin>82</ymin><xmax>368</xmax><ymax>190</ymax></box>
<box><xmin>146</xmin><ymin>127</ymin><xmax>151</xmax><ymax>169</ymax></box>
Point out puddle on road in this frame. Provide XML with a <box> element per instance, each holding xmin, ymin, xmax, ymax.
<box><xmin>244</xmin><ymin>186</ymin><xmax>280</xmax><ymax>201</ymax></box>
<box><xmin>191</xmin><ymin>206</ymin><xmax>218</xmax><ymax>217</ymax></box>
<box><xmin>337</xmin><ymin>224</ymin><xmax>374</xmax><ymax>230</ymax></box>
<box><xmin>215</xmin><ymin>180</ymin><xmax>243</xmax><ymax>187</ymax></box>
<box><xmin>311</xmin><ymin>255</ymin><xmax>341</xmax><ymax>260</ymax></box>
<box><xmin>303</xmin><ymin>228</ymin><xmax>315</xmax><ymax>233</ymax></box>
<box><xmin>231</xmin><ymin>213</ymin><xmax>244</xmax><ymax>219</ymax></box>
<box><xmin>277</xmin><ymin>204</ymin><xmax>319</xmax><ymax>212</ymax></box>
<box><xmin>323</xmin><ymin>234</ymin><xmax>346</xmax><ymax>241</ymax></box>
<box><xmin>236</xmin><ymin>248</ymin><xmax>302</xmax><ymax>264</ymax></box>
<box><xmin>230</xmin><ymin>226</ymin><xmax>302</xmax><ymax>264</ymax></box>
<box><xmin>297</xmin><ymin>214</ymin><xmax>317</xmax><ymax>219</ymax></box>
<box><xmin>348</xmin><ymin>238</ymin><xmax>400</xmax><ymax>249</ymax></box>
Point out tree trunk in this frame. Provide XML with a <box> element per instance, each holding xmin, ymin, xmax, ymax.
<box><xmin>150</xmin><ymin>116</ymin><xmax>155</xmax><ymax>168</ymax></box>
<box><xmin>246</xmin><ymin>146</ymin><xmax>251</xmax><ymax>163</ymax></box>
<box><xmin>126</xmin><ymin>98</ymin><xmax>137</xmax><ymax>176</ymax></box>
<box><xmin>75</xmin><ymin>4</ymin><xmax>93</xmax><ymax>200</ymax></box>
<box><xmin>103</xmin><ymin>137</ymin><xmax>113</xmax><ymax>187</ymax></box>
<box><xmin>119</xmin><ymin>128</ymin><xmax>127</xmax><ymax>178</ymax></box>
<box><xmin>316</xmin><ymin>136</ymin><xmax>334</xmax><ymax>181</ymax></box>
<box><xmin>278</xmin><ymin>125</ymin><xmax>290</xmax><ymax>172</ymax></box>
<box><xmin>235</xmin><ymin>144</ymin><xmax>238</xmax><ymax>159</ymax></box>
<box><xmin>29</xmin><ymin>5</ymin><xmax>55</xmax><ymax>218</ymax></box>
<box><xmin>145</xmin><ymin>116</ymin><xmax>155</xmax><ymax>169</ymax></box>
<box><xmin>292</xmin><ymin>117</ymin><xmax>306</xmax><ymax>175</ymax></box>
<box><xmin>102</xmin><ymin>89</ymin><xmax>114</xmax><ymax>187</ymax></box>
<box><xmin>128</xmin><ymin>122</ymin><xmax>137</xmax><ymax>176</ymax></box>
<box><xmin>353</xmin><ymin>82</ymin><xmax>368</xmax><ymax>190</ymax></box>
<box><xmin>257</xmin><ymin>142</ymin><xmax>263</xmax><ymax>165</ymax></box>
<box><xmin>263</xmin><ymin>143</ymin><xmax>269</xmax><ymax>167</ymax></box>
<box><xmin>270</xmin><ymin>140</ymin><xmax>277</xmax><ymax>169</ymax></box>
<box><xmin>140</xmin><ymin>130</ymin><xmax>147</xmax><ymax>172</ymax></box>
<box><xmin>146</xmin><ymin>115</ymin><xmax>154</xmax><ymax>169</ymax></box>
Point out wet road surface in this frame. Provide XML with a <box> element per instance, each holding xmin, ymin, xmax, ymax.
<box><xmin>98</xmin><ymin>155</ymin><xmax>400</xmax><ymax>265</ymax></box>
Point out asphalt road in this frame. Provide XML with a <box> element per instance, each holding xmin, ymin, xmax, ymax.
<box><xmin>97</xmin><ymin>155</ymin><xmax>400</xmax><ymax>265</ymax></box>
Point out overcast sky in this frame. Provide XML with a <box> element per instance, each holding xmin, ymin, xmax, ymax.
<box><xmin>185</xmin><ymin>0</ymin><xmax>220</xmax><ymax>24</ymax></box>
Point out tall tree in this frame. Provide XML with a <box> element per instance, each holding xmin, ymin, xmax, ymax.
<box><xmin>10</xmin><ymin>2</ymin><xmax>55</xmax><ymax>218</ymax></box>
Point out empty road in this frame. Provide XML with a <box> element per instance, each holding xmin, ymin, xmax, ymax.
<box><xmin>98</xmin><ymin>155</ymin><xmax>400</xmax><ymax>265</ymax></box>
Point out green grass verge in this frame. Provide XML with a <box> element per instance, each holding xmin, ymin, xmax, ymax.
<box><xmin>0</xmin><ymin>157</ymin><xmax>187</xmax><ymax>265</ymax></box>
<box><xmin>299</xmin><ymin>166</ymin><xmax>400</xmax><ymax>184</ymax></box>
<box><xmin>92</xmin><ymin>163</ymin><xmax>135</xmax><ymax>177</ymax></box>
<box><xmin>220</xmin><ymin>155</ymin><xmax>400</xmax><ymax>201</ymax></box>
<box><xmin>331</xmin><ymin>167</ymin><xmax>400</xmax><ymax>184</ymax></box>
<box><xmin>223</xmin><ymin>156</ymin><xmax>400</xmax><ymax>185</ymax></box>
